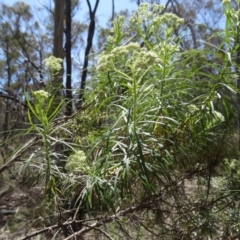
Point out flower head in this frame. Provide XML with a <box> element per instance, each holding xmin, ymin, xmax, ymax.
<box><xmin>66</xmin><ymin>150</ymin><xmax>90</xmax><ymax>174</ymax></box>
<box><xmin>32</xmin><ymin>90</ymin><xmax>49</xmax><ymax>102</ymax></box>
<box><xmin>43</xmin><ymin>56</ymin><xmax>62</xmax><ymax>72</ymax></box>
<box><xmin>222</xmin><ymin>0</ymin><xmax>230</xmax><ymax>4</ymax></box>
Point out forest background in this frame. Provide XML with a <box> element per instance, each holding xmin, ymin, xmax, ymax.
<box><xmin>1</xmin><ymin>0</ymin><xmax>240</xmax><ymax>239</ymax></box>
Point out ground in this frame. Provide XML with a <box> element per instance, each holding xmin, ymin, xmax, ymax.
<box><xmin>0</xmin><ymin>179</ymin><xmax>46</xmax><ymax>240</ymax></box>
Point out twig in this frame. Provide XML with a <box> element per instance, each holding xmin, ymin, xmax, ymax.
<box><xmin>133</xmin><ymin>214</ymin><xmax>160</xmax><ymax>237</ymax></box>
<box><xmin>63</xmin><ymin>205</ymin><xmax>144</xmax><ymax>240</ymax></box>
<box><xmin>82</xmin><ymin>223</ymin><xmax>113</xmax><ymax>240</ymax></box>
<box><xmin>20</xmin><ymin>219</ymin><xmax>84</xmax><ymax>240</ymax></box>
<box><xmin>22</xmin><ymin>191</ymin><xmax>234</xmax><ymax>240</ymax></box>
<box><xmin>115</xmin><ymin>219</ymin><xmax>133</xmax><ymax>239</ymax></box>
<box><xmin>21</xmin><ymin>224</ymin><xmax>59</xmax><ymax>240</ymax></box>
<box><xmin>73</xmin><ymin>199</ymin><xmax>82</xmax><ymax>221</ymax></box>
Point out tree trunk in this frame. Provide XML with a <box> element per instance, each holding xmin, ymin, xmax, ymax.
<box><xmin>65</xmin><ymin>0</ymin><xmax>72</xmax><ymax>116</ymax></box>
<box><xmin>3</xmin><ymin>41</ymin><xmax>11</xmax><ymax>141</ymax></box>
<box><xmin>236</xmin><ymin>38</ymin><xmax>240</xmax><ymax>150</ymax></box>
<box><xmin>53</xmin><ymin>0</ymin><xmax>64</xmax><ymax>98</ymax></box>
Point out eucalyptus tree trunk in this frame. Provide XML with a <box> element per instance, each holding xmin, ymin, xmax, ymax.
<box><xmin>236</xmin><ymin>32</ymin><xmax>240</xmax><ymax>150</ymax></box>
<box><xmin>53</xmin><ymin>0</ymin><xmax>64</xmax><ymax>100</ymax></box>
<box><xmin>3</xmin><ymin>41</ymin><xmax>11</xmax><ymax>142</ymax></box>
<box><xmin>65</xmin><ymin>0</ymin><xmax>72</xmax><ymax>116</ymax></box>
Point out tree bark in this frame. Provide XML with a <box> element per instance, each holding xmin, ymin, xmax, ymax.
<box><xmin>111</xmin><ymin>0</ymin><xmax>115</xmax><ymax>24</ymax></box>
<box><xmin>78</xmin><ymin>0</ymin><xmax>100</xmax><ymax>106</ymax></box>
<box><xmin>3</xmin><ymin>41</ymin><xmax>11</xmax><ymax>141</ymax></box>
<box><xmin>236</xmin><ymin>33</ymin><xmax>240</xmax><ymax>150</ymax></box>
<box><xmin>53</xmin><ymin>0</ymin><xmax>64</xmax><ymax>96</ymax></box>
<box><xmin>65</xmin><ymin>0</ymin><xmax>72</xmax><ymax>116</ymax></box>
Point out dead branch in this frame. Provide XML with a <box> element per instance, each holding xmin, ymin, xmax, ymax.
<box><xmin>20</xmin><ymin>219</ymin><xmax>84</xmax><ymax>240</ymax></box>
<box><xmin>20</xmin><ymin>188</ymin><xmax>233</xmax><ymax>240</ymax></box>
<box><xmin>0</xmin><ymin>92</ymin><xmax>28</xmax><ymax>108</ymax></box>
<box><xmin>78</xmin><ymin>0</ymin><xmax>100</xmax><ymax>105</ymax></box>
<box><xmin>63</xmin><ymin>203</ymin><xmax>152</xmax><ymax>240</ymax></box>
<box><xmin>82</xmin><ymin>224</ymin><xmax>113</xmax><ymax>240</ymax></box>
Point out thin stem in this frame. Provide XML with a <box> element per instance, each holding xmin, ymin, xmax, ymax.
<box><xmin>43</xmin><ymin>129</ymin><xmax>51</xmax><ymax>191</ymax></box>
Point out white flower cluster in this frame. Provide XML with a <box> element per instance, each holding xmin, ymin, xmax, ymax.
<box><xmin>97</xmin><ymin>42</ymin><xmax>161</xmax><ymax>74</ymax></box>
<box><xmin>108</xmin><ymin>15</ymin><xmax>126</xmax><ymax>45</ymax></box>
<box><xmin>129</xmin><ymin>48</ymin><xmax>162</xmax><ymax>72</ymax></box>
<box><xmin>153</xmin><ymin>13</ymin><xmax>184</xmax><ymax>28</ymax></box>
<box><xmin>222</xmin><ymin>0</ymin><xmax>230</xmax><ymax>4</ymax></box>
<box><xmin>65</xmin><ymin>150</ymin><xmax>90</xmax><ymax>174</ymax></box>
<box><xmin>114</xmin><ymin>15</ymin><xmax>125</xmax><ymax>27</ymax></box>
<box><xmin>43</xmin><ymin>56</ymin><xmax>62</xmax><ymax>72</ymax></box>
<box><xmin>97</xmin><ymin>3</ymin><xmax>182</xmax><ymax>76</ymax></box>
<box><xmin>32</xmin><ymin>90</ymin><xmax>49</xmax><ymax>101</ymax></box>
<box><xmin>152</xmin><ymin>4</ymin><xmax>165</xmax><ymax>14</ymax></box>
<box><xmin>136</xmin><ymin>3</ymin><xmax>149</xmax><ymax>22</ymax></box>
<box><xmin>129</xmin><ymin>3</ymin><xmax>183</xmax><ymax>30</ymax></box>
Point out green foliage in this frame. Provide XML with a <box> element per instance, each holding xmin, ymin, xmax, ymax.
<box><xmin>23</xmin><ymin>57</ymin><xmax>65</xmax><ymax>195</ymax></box>
<box><xmin>2</xmin><ymin>2</ymin><xmax>240</xmax><ymax>239</ymax></box>
<box><xmin>83</xmin><ymin>1</ymin><xmax>236</xmax><ymax>201</ymax></box>
<box><xmin>76</xmin><ymin>2</ymin><xmax>240</xmax><ymax>238</ymax></box>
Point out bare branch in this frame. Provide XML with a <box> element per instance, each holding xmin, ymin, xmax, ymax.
<box><xmin>78</xmin><ymin>0</ymin><xmax>100</xmax><ymax>106</ymax></box>
<box><xmin>0</xmin><ymin>93</ymin><xmax>28</xmax><ymax>108</ymax></box>
<box><xmin>82</xmin><ymin>224</ymin><xmax>114</xmax><ymax>240</ymax></box>
<box><xmin>63</xmin><ymin>204</ymin><xmax>151</xmax><ymax>240</ymax></box>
